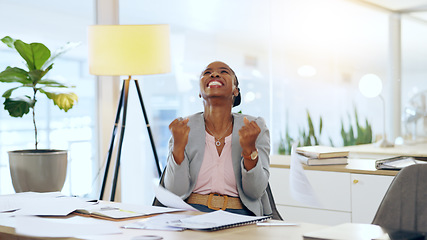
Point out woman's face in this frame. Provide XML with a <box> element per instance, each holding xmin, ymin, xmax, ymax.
<box><xmin>199</xmin><ymin>61</ymin><xmax>238</xmax><ymax>103</ymax></box>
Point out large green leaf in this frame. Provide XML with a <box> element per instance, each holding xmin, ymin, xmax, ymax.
<box><xmin>0</xmin><ymin>67</ymin><xmax>30</xmax><ymax>84</ymax></box>
<box><xmin>14</xmin><ymin>40</ymin><xmax>50</xmax><ymax>71</ymax></box>
<box><xmin>1</xmin><ymin>36</ymin><xmax>15</xmax><ymax>49</ymax></box>
<box><xmin>2</xmin><ymin>86</ymin><xmax>20</xmax><ymax>98</ymax></box>
<box><xmin>40</xmin><ymin>89</ymin><xmax>78</xmax><ymax>112</ymax></box>
<box><xmin>3</xmin><ymin>97</ymin><xmax>32</xmax><ymax>117</ymax></box>
<box><xmin>0</xmin><ymin>67</ymin><xmax>29</xmax><ymax>83</ymax></box>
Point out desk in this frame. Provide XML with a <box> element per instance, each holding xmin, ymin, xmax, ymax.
<box><xmin>339</xmin><ymin>141</ymin><xmax>427</xmax><ymax>158</ymax></box>
<box><xmin>269</xmin><ymin>141</ymin><xmax>427</xmax><ymax>226</ymax></box>
<box><xmin>0</xmin><ymin>214</ymin><xmax>327</xmax><ymax>240</ymax></box>
<box><xmin>270</xmin><ymin>155</ymin><xmax>398</xmax><ymax>176</ymax></box>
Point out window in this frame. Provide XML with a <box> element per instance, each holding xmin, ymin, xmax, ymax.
<box><xmin>0</xmin><ymin>0</ymin><xmax>96</xmax><ymax>196</ymax></box>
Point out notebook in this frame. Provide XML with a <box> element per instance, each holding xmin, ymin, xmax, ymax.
<box><xmin>166</xmin><ymin>210</ymin><xmax>270</xmax><ymax>231</ymax></box>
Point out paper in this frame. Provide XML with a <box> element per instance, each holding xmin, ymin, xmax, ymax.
<box><xmin>154</xmin><ymin>185</ymin><xmax>198</xmax><ymax>211</ymax></box>
<box><xmin>0</xmin><ymin>192</ymin><xmax>63</xmax><ymax>213</ymax></box>
<box><xmin>303</xmin><ymin>223</ymin><xmax>392</xmax><ymax>240</ymax></box>
<box><xmin>15</xmin><ymin>215</ymin><xmax>121</xmax><ymax>238</ymax></box>
<box><xmin>13</xmin><ymin>196</ymin><xmax>90</xmax><ymax>216</ymax></box>
<box><xmin>123</xmin><ymin>214</ymin><xmax>189</xmax><ymax>231</ymax></box>
<box><xmin>289</xmin><ymin>144</ymin><xmax>322</xmax><ymax>208</ymax></box>
<box><xmin>0</xmin><ymin>192</ymin><xmax>91</xmax><ymax>216</ymax></box>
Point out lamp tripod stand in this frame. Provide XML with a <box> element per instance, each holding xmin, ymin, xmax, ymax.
<box><xmin>99</xmin><ymin>76</ymin><xmax>162</xmax><ymax>201</ymax></box>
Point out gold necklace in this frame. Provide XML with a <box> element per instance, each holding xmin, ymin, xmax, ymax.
<box><xmin>205</xmin><ymin>121</ymin><xmax>232</xmax><ymax>147</ymax></box>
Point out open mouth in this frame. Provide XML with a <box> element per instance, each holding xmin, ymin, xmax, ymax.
<box><xmin>207</xmin><ymin>80</ymin><xmax>223</xmax><ymax>88</ymax></box>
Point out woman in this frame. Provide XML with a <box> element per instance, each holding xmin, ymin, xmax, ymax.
<box><xmin>164</xmin><ymin>61</ymin><xmax>272</xmax><ymax>216</ymax></box>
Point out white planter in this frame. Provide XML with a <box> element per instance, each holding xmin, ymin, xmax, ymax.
<box><xmin>8</xmin><ymin>149</ymin><xmax>68</xmax><ymax>193</ymax></box>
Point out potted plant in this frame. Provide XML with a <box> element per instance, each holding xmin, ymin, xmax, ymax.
<box><xmin>0</xmin><ymin>36</ymin><xmax>79</xmax><ymax>193</ymax></box>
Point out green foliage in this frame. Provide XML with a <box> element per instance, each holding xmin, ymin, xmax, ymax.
<box><xmin>341</xmin><ymin>106</ymin><xmax>373</xmax><ymax>146</ymax></box>
<box><xmin>0</xmin><ymin>36</ymin><xmax>80</xmax><ymax>149</ymax></box>
<box><xmin>278</xmin><ymin>106</ymin><xmax>373</xmax><ymax>154</ymax></box>
<box><xmin>278</xmin><ymin>110</ymin><xmax>323</xmax><ymax>155</ymax></box>
<box><xmin>297</xmin><ymin>110</ymin><xmax>323</xmax><ymax>148</ymax></box>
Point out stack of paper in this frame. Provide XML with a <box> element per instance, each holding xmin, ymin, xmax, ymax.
<box><xmin>296</xmin><ymin>145</ymin><xmax>349</xmax><ymax>166</ymax></box>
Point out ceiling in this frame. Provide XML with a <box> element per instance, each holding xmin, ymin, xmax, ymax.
<box><xmin>361</xmin><ymin>0</ymin><xmax>427</xmax><ymax>20</ymax></box>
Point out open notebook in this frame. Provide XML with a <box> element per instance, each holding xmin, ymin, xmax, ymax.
<box><xmin>166</xmin><ymin>210</ymin><xmax>270</xmax><ymax>231</ymax></box>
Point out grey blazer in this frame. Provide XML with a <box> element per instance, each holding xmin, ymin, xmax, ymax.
<box><xmin>164</xmin><ymin>112</ymin><xmax>272</xmax><ymax>216</ymax></box>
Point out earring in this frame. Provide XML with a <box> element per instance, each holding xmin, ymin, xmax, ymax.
<box><xmin>199</xmin><ymin>94</ymin><xmax>201</xmax><ymax>98</ymax></box>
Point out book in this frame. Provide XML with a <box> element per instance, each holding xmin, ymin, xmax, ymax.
<box><xmin>75</xmin><ymin>202</ymin><xmax>183</xmax><ymax>221</ymax></box>
<box><xmin>297</xmin><ymin>153</ymin><xmax>348</xmax><ymax>166</ymax></box>
<box><xmin>296</xmin><ymin>145</ymin><xmax>349</xmax><ymax>159</ymax></box>
<box><xmin>166</xmin><ymin>210</ymin><xmax>270</xmax><ymax>231</ymax></box>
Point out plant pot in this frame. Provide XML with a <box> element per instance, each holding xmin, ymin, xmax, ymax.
<box><xmin>8</xmin><ymin>149</ymin><xmax>68</xmax><ymax>193</ymax></box>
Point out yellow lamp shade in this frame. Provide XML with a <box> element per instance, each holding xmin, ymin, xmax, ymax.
<box><xmin>88</xmin><ymin>24</ymin><xmax>171</xmax><ymax>76</ymax></box>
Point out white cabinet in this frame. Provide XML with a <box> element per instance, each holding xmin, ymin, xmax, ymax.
<box><xmin>351</xmin><ymin>173</ymin><xmax>394</xmax><ymax>223</ymax></box>
<box><xmin>270</xmin><ymin>167</ymin><xmax>394</xmax><ymax>225</ymax></box>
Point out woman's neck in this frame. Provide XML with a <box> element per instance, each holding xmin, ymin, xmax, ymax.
<box><xmin>203</xmin><ymin>105</ymin><xmax>233</xmax><ymax>131</ymax></box>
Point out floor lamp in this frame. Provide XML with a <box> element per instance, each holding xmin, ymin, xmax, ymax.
<box><xmin>359</xmin><ymin>73</ymin><xmax>394</xmax><ymax>148</ymax></box>
<box><xmin>88</xmin><ymin>25</ymin><xmax>171</xmax><ymax>201</ymax></box>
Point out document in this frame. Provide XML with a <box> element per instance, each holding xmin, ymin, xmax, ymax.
<box><xmin>0</xmin><ymin>192</ymin><xmax>62</xmax><ymax>212</ymax></box>
<box><xmin>0</xmin><ymin>192</ymin><xmax>91</xmax><ymax>216</ymax></box>
<box><xmin>154</xmin><ymin>185</ymin><xmax>198</xmax><ymax>211</ymax></box>
<box><xmin>123</xmin><ymin>213</ymin><xmax>190</xmax><ymax>231</ymax></box>
<box><xmin>289</xmin><ymin>144</ymin><xmax>322</xmax><ymax>208</ymax></box>
<box><xmin>14</xmin><ymin>215</ymin><xmax>121</xmax><ymax>238</ymax></box>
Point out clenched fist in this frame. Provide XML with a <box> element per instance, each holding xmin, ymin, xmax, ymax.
<box><xmin>238</xmin><ymin>117</ymin><xmax>260</xmax><ymax>156</ymax></box>
<box><xmin>169</xmin><ymin>117</ymin><xmax>190</xmax><ymax>164</ymax></box>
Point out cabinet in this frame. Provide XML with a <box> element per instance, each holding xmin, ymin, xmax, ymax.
<box><xmin>350</xmin><ymin>173</ymin><xmax>394</xmax><ymax>223</ymax></box>
<box><xmin>270</xmin><ymin>167</ymin><xmax>394</xmax><ymax>226</ymax></box>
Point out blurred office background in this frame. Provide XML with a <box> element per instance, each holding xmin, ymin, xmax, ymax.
<box><xmin>0</xmin><ymin>0</ymin><xmax>426</xmax><ymax>204</ymax></box>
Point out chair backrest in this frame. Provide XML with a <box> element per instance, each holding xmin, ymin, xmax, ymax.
<box><xmin>152</xmin><ymin>169</ymin><xmax>166</xmax><ymax>207</ymax></box>
<box><xmin>266</xmin><ymin>182</ymin><xmax>283</xmax><ymax>220</ymax></box>
<box><xmin>153</xmin><ymin>167</ymin><xmax>283</xmax><ymax>220</ymax></box>
<box><xmin>372</xmin><ymin>163</ymin><xmax>427</xmax><ymax>232</ymax></box>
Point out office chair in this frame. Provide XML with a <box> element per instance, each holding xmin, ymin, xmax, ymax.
<box><xmin>372</xmin><ymin>163</ymin><xmax>427</xmax><ymax>232</ymax></box>
<box><xmin>152</xmin><ymin>167</ymin><xmax>283</xmax><ymax>220</ymax></box>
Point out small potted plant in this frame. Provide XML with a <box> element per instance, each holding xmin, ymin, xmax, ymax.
<box><xmin>0</xmin><ymin>36</ymin><xmax>79</xmax><ymax>192</ymax></box>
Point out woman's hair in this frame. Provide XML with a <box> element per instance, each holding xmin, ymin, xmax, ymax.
<box><xmin>232</xmin><ymin>73</ymin><xmax>241</xmax><ymax>107</ymax></box>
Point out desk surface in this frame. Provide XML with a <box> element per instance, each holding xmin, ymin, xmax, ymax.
<box><xmin>0</xmin><ymin>214</ymin><xmax>327</xmax><ymax>240</ymax></box>
<box><xmin>270</xmin><ymin>141</ymin><xmax>427</xmax><ymax>176</ymax></box>
<box><xmin>337</xmin><ymin>141</ymin><xmax>427</xmax><ymax>157</ymax></box>
<box><xmin>270</xmin><ymin>155</ymin><xmax>399</xmax><ymax>176</ymax></box>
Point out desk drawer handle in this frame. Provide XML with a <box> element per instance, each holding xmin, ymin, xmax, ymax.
<box><xmin>353</xmin><ymin>179</ymin><xmax>359</xmax><ymax>184</ymax></box>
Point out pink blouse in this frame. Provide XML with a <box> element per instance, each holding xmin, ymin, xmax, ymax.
<box><xmin>192</xmin><ymin>131</ymin><xmax>238</xmax><ymax>197</ymax></box>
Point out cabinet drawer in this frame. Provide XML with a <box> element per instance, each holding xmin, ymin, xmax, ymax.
<box><xmin>351</xmin><ymin>173</ymin><xmax>394</xmax><ymax>223</ymax></box>
<box><xmin>270</xmin><ymin>168</ymin><xmax>351</xmax><ymax>211</ymax></box>
<box><xmin>277</xmin><ymin>205</ymin><xmax>351</xmax><ymax>226</ymax></box>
